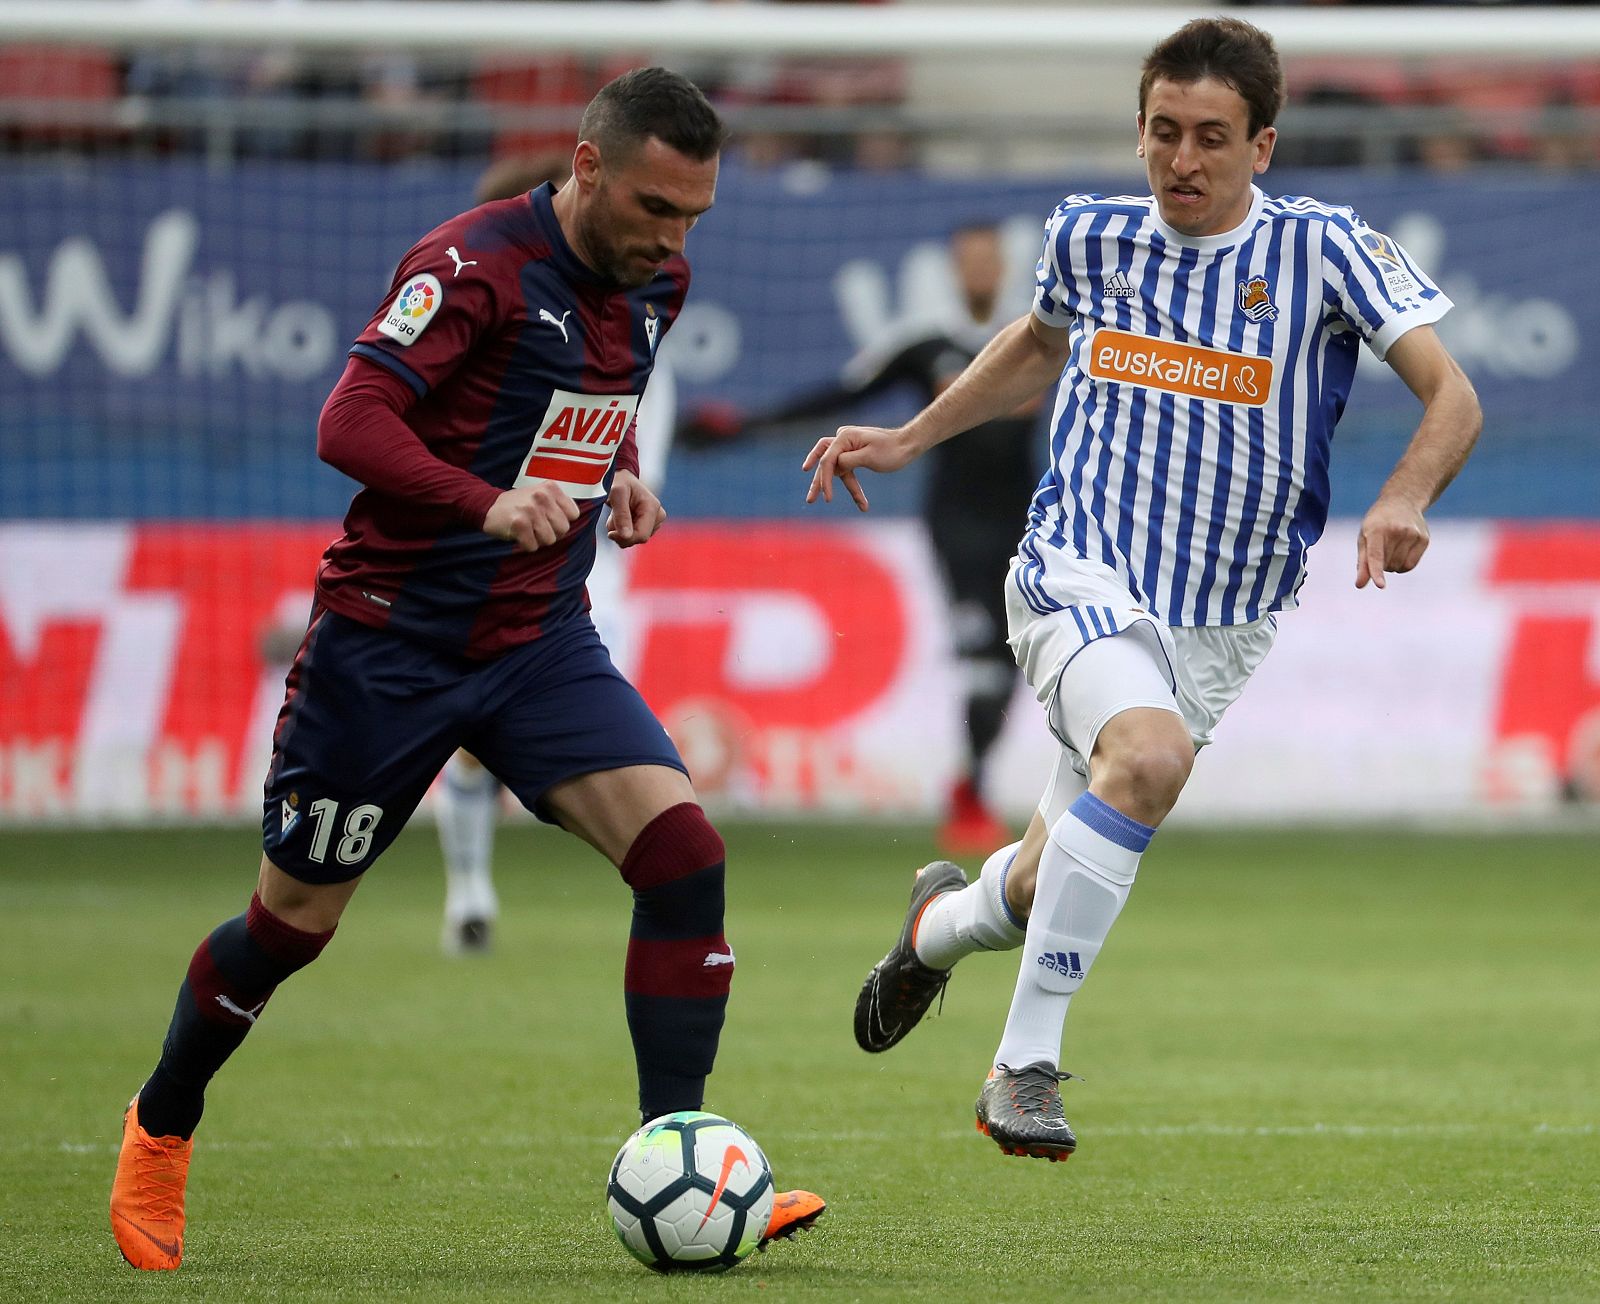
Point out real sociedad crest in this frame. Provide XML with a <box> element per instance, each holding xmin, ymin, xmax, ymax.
<box><xmin>1237</xmin><ymin>275</ymin><xmax>1278</xmax><ymax>323</ymax></box>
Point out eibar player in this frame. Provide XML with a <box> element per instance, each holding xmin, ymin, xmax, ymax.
<box><xmin>109</xmin><ymin>68</ymin><xmax>823</xmax><ymax>1272</ymax></box>
<box><xmin>683</xmin><ymin>221</ymin><xmax>1041</xmax><ymax>857</ymax></box>
<box><xmin>807</xmin><ymin>19</ymin><xmax>1481</xmax><ymax>1159</ymax></box>
<box><xmin>436</xmin><ymin>153</ymin><xmax>680</xmax><ymax>956</ymax></box>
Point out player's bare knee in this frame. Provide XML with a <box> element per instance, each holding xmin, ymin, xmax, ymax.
<box><xmin>1090</xmin><ymin>730</ymin><xmax>1193</xmax><ymax>825</ymax></box>
<box><xmin>256</xmin><ymin>855</ymin><xmax>359</xmax><ymax>934</ymax></box>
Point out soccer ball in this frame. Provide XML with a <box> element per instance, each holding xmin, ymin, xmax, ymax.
<box><xmin>606</xmin><ymin>1111</ymin><xmax>774</xmax><ymax>1272</ymax></box>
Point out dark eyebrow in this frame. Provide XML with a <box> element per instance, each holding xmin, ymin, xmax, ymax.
<box><xmin>639</xmin><ymin>190</ymin><xmax>714</xmax><ymax>219</ymax></box>
<box><xmin>1148</xmin><ymin>113</ymin><xmax>1235</xmax><ymax>133</ymax></box>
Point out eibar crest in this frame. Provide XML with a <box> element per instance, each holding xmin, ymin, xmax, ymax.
<box><xmin>1237</xmin><ymin>275</ymin><xmax>1278</xmax><ymax>323</ymax></box>
<box><xmin>645</xmin><ymin>302</ymin><xmax>660</xmax><ymax>354</ymax></box>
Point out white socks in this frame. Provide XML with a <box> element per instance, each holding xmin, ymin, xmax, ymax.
<box><xmin>913</xmin><ymin>843</ymin><xmax>1028</xmax><ymax>969</ymax></box>
<box><xmin>437</xmin><ymin>754</ymin><xmax>500</xmax><ymax>926</ymax></box>
<box><xmin>994</xmin><ymin>792</ymin><xmax>1153</xmax><ymax>1071</ymax></box>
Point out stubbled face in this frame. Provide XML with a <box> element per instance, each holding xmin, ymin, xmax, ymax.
<box><xmin>1138</xmin><ymin>76</ymin><xmax>1275</xmax><ymax>237</ymax></box>
<box><xmin>574</xmin><ymin>136</ymin><xmax>718</xmax><ymax>287</ymax></box>
<box><xmin>950</xmin><ymin>227</ymin><xmax>1004</xmax><ymax>320</ymax></box>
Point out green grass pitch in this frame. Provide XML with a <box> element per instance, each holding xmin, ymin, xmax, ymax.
<box><xmin>2</xmin><ymin>820</ymin><xmax>1597</xmax><ymax>1302</ymax></box>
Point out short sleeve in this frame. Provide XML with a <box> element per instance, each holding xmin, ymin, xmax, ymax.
<box><xmin>1322</xmin><ymin>214</ymin><xmax>1452</xmax><ymax>362</ymax></box>
<box><xmin>1032</xmin><ymin>204</ymin><xmax>1078</xmax><ymax>330</ymax></box>
<box><xmin>349</xmin><ymin>231</ymin><xmax>505</xmax><ymax>398</ymax></box>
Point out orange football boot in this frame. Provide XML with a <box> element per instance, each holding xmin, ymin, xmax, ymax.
<box><xmin>110</xmin><ymin>1096</ymin><xmax>191</xmax><ymax>1270</ymax></box>
<box><xmin>759</xmin><ymin>1189</ymin><xmax>826</xmax><ymax>1247</ymax></box>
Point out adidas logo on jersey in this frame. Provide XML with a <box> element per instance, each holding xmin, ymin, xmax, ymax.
<box><xmin>1102</xmin><ymin>270</ymin><xmax>1135</xmax><ymax>300</ymax></box>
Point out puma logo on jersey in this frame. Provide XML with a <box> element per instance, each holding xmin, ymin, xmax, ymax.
<box><xmin>539</xmin><ymin>307</ymin><xmax>572</xmax><ymax>343</ymax></box>
<box><xmin>446</xmin><ymin>246</ymin><xmax>477</xmax><ymax>277</ymax></box>
<box><xmin>702</xmin><ymin>950</ymin><xmax>736</xmax><ymax>968</ymax></box>
<box><xmin>216</xmin><ymin>994</ymin><xmax>266</xmax><ymax>1024</ymax></box>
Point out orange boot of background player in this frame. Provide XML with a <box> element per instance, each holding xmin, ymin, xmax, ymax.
<box><xmin>938</xmin><ymin>777</ymin><xmax>1009</xmax><ymax>858</ymax></box>
<box><xmin>110</xmin><ymin>1096</ymin><xmax>191</xmax><ymax>1270</ymax></box>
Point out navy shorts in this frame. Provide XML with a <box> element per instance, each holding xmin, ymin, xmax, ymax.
<box><xmin>261</xmin><ymin>606</ymin><xmax>685</xmax><ymax>884</ymax></box>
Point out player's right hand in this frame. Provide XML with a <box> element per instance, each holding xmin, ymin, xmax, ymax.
<box><xmin>803</xmin><ymin>425</ymin><xmax>917</xmax><ymax>512</ymax></box>
<box><xmin>482</xmin><ymin>483</ymin><xmax>580</xmax><ymax>551</ymax></box>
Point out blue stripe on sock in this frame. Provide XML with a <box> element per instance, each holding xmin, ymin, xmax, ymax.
<box><xmin>1070</xmin><ymin>791</ymin><xmax>1156</xmax><ymax>852</ymax></box>
<box><xmin>997</xmin><ymin>851</ymin><xmax>1026</xmax><ymax>930</ymax></box>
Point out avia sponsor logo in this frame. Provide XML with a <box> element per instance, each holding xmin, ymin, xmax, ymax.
<box><xmin>1037</xmin><ymin>950</ymin><xmax>1085</xmax><ymax>979</ymax></box>
<box><xmin>0</xmin><ymin>210</ymin><xmax>336</xmax><ymax>381</ymax></box>
<box><xmin>514</xmin><ymin>388</ymin><xmax>640</xmax><ymax>499</ymax></box>
<box><xmin>1087</xmin><ymin>327</ymin><xmax>1273</xmax><ymax>408</ymax></box>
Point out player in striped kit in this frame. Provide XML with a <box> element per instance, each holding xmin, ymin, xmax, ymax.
<box><xmin>808</xmin><ymin>18</ymin><xmax>1482</xmax><ymax>1160</ymax></box>
<box><xmin>110</xmin><ymin>69</ymin><xmax>822</xmax><ymax>1271</ymax></box>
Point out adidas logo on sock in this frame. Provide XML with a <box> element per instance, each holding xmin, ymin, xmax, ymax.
<box><xmin>1038</xmin><ymin>950</ymin><xmax>1085</xmax><ymax>979</ymax></box>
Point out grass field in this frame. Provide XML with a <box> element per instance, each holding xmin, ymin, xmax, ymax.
<box><xmin>2</xmin><ymin>820</ymin><xmax>1597</xmax><ymax>1302</ymax></box>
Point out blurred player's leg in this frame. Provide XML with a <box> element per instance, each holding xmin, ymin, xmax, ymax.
<box><xmin>437</xmin><ymin>750</ymin><xmax>500</xmax><ymax>955</ymax></box>
<box><xmin>934</xmin><ymin>527</ymin><xmax>1016</xmax><ymax>857</ymax></box>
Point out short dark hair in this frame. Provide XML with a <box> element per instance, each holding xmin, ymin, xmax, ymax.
<box><xmin>579</xmin><ymin>66</ymin><xmax>726</xmax><ymax>164</ymax></box>
<box><xmin>1139</xmin><ymin>18</ymin><xmax>1285</xmax><ymax>138</ymax></box>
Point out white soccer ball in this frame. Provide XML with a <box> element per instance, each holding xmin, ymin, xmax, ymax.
<box><xmin>606</xmin><ymin>1111</ymin><xmax>774</xmax><ymax>1272</ymax></box>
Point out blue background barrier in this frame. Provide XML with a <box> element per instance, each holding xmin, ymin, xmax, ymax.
<box><xmin>3</xmin><ymin>162</ymin><xmax>1591</xmax><ymax>521</ymax></box>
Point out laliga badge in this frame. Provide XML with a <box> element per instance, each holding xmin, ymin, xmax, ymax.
<box><xmin>378</xmin><ymin>272</ymin><xmax>443</xmax><ymax>346</ymax></box>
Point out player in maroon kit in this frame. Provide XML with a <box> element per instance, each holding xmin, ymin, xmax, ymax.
<box><xmin>110</xmin><ymin>68</ymin><xmax>823</xmax><ymax>1272</ymax></box>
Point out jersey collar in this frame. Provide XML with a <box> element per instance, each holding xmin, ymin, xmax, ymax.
<box><xmin>1147</xmin><ymin>184</ymin><xmax>1267</xmax><ymax>252</ymax></box>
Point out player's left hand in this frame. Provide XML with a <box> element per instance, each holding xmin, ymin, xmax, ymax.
<box><xmin>607</xmin><ymin>472</ymin><xmax>666</xmax><ymax>548</ymax></box>
<box><xmin>1355</xmin><ymin>495</ymin><xmax>1430</xmax><ymax>590</ymax></box>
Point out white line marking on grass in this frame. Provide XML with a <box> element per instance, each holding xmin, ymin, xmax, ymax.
<box><xmin>45</xmin><ymin>1121</ymin><xmax>1598</xmax><ymax>1156</ymax></box>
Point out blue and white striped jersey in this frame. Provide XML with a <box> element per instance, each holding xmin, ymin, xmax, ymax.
<box><xmin>1017</xmin><ymin>184</ymin><xmax>1451</xmax><ymax>627</ymax></box>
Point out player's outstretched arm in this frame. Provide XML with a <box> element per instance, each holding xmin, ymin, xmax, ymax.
<box><xmin>1356</xmin><ymin>326</ymin><xmax>1482</xmax><ymax>590</ymax></box>
<box><xmin>804</xmin><ymin>314</ymin><xmax>1070</xmax><ymax>511</ymax></box>
<box><xmin>604</xmin><ymin>470</ymin><xmax>667</xmax><ymax>548</ymax></box>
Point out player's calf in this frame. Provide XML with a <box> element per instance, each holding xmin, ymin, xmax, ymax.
<box><xmin>619</xmin><ymin>803</ymin><xmax>733</xmax><ymax>1121</ymax></box>
<box><xmin>134</xmin><ymin>893</ymin><xmax>336</xmax><ymax>1141</ymax></box>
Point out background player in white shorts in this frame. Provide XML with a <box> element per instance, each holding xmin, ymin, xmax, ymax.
<box><xmin>805</xmin><ymin>16</ymin><xmax>1482</xmax><ymax>1159</ymax></box>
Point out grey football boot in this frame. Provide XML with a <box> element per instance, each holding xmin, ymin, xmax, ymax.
<box><xmin>974</xmin><ymin>1062</ymin><xmax>1078</xmax><ymax>1161</ymax></box>
<box><xmin>853</xmin><ymin>861</ymin><xmax>968</xmax><ymax>1052</ymax></box>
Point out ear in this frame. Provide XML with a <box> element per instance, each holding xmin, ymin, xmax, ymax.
<box><xmin>1253</xmin><ymin>126</ymin><xmax>1277</xmax><ymax>175</ymax></box>
<box><xmin>572</xmin><ymin>140</ymin><xmax>603</xmax><ymax>190</ymax></box>
<box><xmin>1135</xmin><ymin>112</ymin><xmax>1146</xmax><ymax>159</ymax></box>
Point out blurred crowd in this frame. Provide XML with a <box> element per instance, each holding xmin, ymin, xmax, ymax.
<box><xmin>2</xmin><ymin>0</ymin><xmax>1598</xmax><ymax>171</ymax></box>
<box><xmin>0</xmin><ymin>0</ymin><xmax>909</xmax><ymax>168</ymax></box>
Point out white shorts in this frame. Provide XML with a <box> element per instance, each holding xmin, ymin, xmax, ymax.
<box><xmin>1005</xmin><ymin>550</ymin><xmax>1277</xmax><ymax>763</ymax></box>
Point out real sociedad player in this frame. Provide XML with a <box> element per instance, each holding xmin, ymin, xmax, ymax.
<box><xmin>109</xmin><ymin>68</ymin><xmax>823</xmax><ymax>1271</ymax></box>
<box><xmin>807</xmin><ymin>19</ymin><xmax>1482</xmax><ymax>1160</ymax></box>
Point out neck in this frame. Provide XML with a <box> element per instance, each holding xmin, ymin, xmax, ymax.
<box><xmin>549</xmin><ymin>183</ymin><xmax>602</xmax><ymax>275</ymax></box>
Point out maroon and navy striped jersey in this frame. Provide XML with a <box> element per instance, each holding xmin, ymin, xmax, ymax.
<box><xmin>314</xmin><ymin>182</ymin><xmax>689</xmax><ymax>659</ymax></box>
